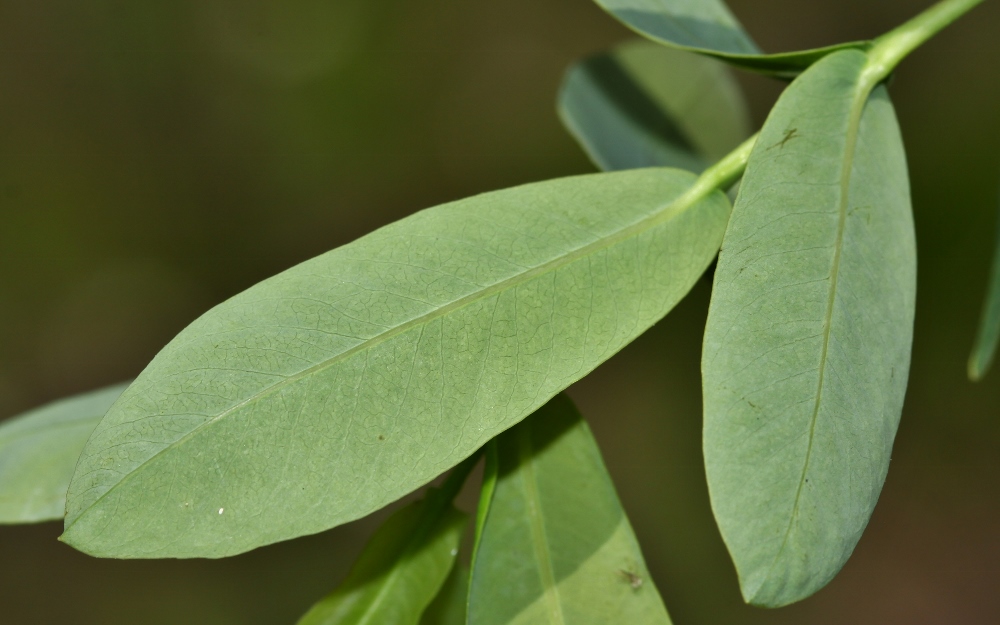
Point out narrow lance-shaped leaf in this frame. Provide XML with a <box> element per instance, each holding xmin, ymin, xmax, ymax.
<box><xmin>558</xmin><ymin>39</ymin><xmax>751</xmax><ymax>173</ymax></box>
<box><xmin>702</xmin><ymin>50</ymin><xmax>916</xmax><ymax>607</ymax></box>
<box><xmin>418</xmin><ymin>565</ymin><xmax>468</xmax><ymax>625</ymax></box>
<box><xmin>296</xmin><ymin>475</ymin><xmax>468</xmax><ymax>625</ymax></box>
<box><xmin>968</xmin><ymin>181</ymin><xmax>1000</xmax><ymax>380</ymax></box>
<box><xmin>467</xmin><ymin>394</ymin><xmax>672</xmax><ymax>625</ymax></box>
<box><xmin>0</xmin><ymin>383</ymin><xmax>127</xmax><ymax>524</ymax></box>
<box><xmin>63</xmin><ymin>166</ymin><xmax>734</xmax><ymax>558</ymax></box>
<box><xmin>591</xmin><ymin>0</ymin><xmax>868</xmax><ymax>77</ymax></box>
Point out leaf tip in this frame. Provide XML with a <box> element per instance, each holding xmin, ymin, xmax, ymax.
<box><xmin>735</xmin><ymin>555</ymin><xmax>839</xmax><ymax>609</ymax></box>
<box><xmin>968</xmin><ymin>351</ymin><xmax>991</xmax><ymax>382</ymax></box>
<box><xmin>738</xmin><ymin>576</ymin><xmax>801</xmax><ymax>609</ymax></box>
<box><xmin>58</xmin><ymin>515</ymin><xmax>100</xmax><ymax>556</ymax></box>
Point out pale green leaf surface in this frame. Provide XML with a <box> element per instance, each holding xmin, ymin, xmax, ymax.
<box><xmin>467</xmin><ymin>394</ymin><xmax>672</xmax><ymax>625</ymax></box>
<box><xmin>558</xmin><ymin>40</ymin><xmax>751</xmax><ymax>173</ymax></box>
<box><xmin>0</xmin><ymin>383</ymin><xmax>127</xmax><ymax>524</ymax></box>
<box><xmin>419</xmin><ymin>565</ymin><xmax>468</xmax><ymax>625</ymax></box>
<box><xmin>702</xmin><ymin>50</ymin><xmax>916</xmax><ymax>607</ymax></box>
<box><xmin>592</xmin><ymin>0</ymin><xmax>868</xmax><ymax>76</ymax></box>
<box><xmin>968</xmin><ymin>184</ymin><xmax>1000</xmax><ymax>380</ymax></box>
<box><xmin>63</xmin><ymin>168</ymin><xmax>731</xmax><ymax>558</ymax></box>
<box><xmin>297</xmin><ymin>499</ymin><xmax>465</xmax><ymax>625</ymax></box>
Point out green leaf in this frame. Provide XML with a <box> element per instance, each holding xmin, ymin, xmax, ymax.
<box><xmin>296</xmin><ymin>496</ymin><xmax>466</xmax><ymax>625</ymax></box>
<box><xmin>968</xmin><ymin>184</ymin><xmax>1000</xmax><ymax>380</ymax></box>
<box><xmin>467</xmin><ymin>394</ymin><xmax>672</xmax><ymax>625</ymax></box>
<box><xmin>558</xmin><ymin>40</ymin><xmax>752</xmax><ymax>173</ymax></box>
<box><xmin>0</xmin><ymin>383</ymin><xmax>127</xmax><ymax>524</ymax></box>
<box><xmin>591</xmin><ymin>0</ymin><xmax>868</xmax><ymax>77</ymax></box>
<box><xmin>63</xmin><ymin>167</ymin><xmax>732</xmax><ymax>558</ymax></box>
<box><xmin>702</xmin><ymin>50</ymin><xmax>916</xmax><ymax>607</ymax></box>
<box><xmin>418</xmin><ymin>565</ymin><xmax>468</xmax><ymax>625</ymax></box>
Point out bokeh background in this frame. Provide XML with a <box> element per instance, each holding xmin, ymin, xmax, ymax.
<box><xmin>1</xmin><ymin>0</ymin><xmax>999</xmax><ymax>623</ymax></box>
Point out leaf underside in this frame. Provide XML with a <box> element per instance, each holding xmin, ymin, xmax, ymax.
<box><xmin>0</xmin><ymin>384</ymin><xmax>127</xmax><ymax>524</ymax></box>
<box><xmin>467</xmin><ymin>394</ymin><xmax>672</xmax><ymax>625</ymax></box>
<box><xmin>558</xmin><ymin>39</ymin><xmax>751</xmax><ymax>173</ymax></box>
<box><xmin>63</xmin><ymin>168</ymin><xmax>731</xmax><ymax>558</ymax></box>
<box><xmin>591</xmin><ymin>0</ymin><xmax>868</xmax><ymax>77</ymax></box>
<box><xmin>702</xmin><ymin>50</ymin><xmax>916</xmax><ymax>607</ymax></box>
<box><xmin>296</xmin><ymin>499</ymin><xmax>465</xmax><ymax>625</ymax></box>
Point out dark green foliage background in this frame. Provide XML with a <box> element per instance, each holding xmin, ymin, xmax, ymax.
<box><xmin>0</xmin><ymin>0</ymin><xmax>998</xmax><ymax>622</ymax></box>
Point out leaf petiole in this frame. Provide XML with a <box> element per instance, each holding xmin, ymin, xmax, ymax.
<box><xmin>672</xmin><ymin>132</ymin><xmax>757</xmax><ymax>208</ymax></box>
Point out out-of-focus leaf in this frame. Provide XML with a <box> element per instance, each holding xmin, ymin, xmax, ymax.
<box><xmin>0</xmin><ymin>383</ymin><xmax>127</xmax><ymax>524</ymax></box>
<box><xmin>467</xmin><ymin>394</ymin><xmax>672</xmax><ymax>625</ymax></box>
<box><xmin>591</xmin><ymin>0</ymin><xmax>867</xmax><ymax>77</ymax></box>
<box><xmin>702</xmin><ymin>50</ymin><xmax>916</xmax><ymax>607</ymax></box>
<box><xmin>968</xmin><ymin>184</ymin><xmax>1000</xmax><ymax>380</ymax></box>
<box><xmin>63</xmin><ymin>167</ymin><xmax>732</xmax><ymax>558</ymax></box>
<box><xmin>296</xmin><ymin>498</ymin><xmax>466</xmax><ymax>625</ymax></box>
<box><xmin>419</xmin><ymin>565</ymin><xmax>468</xmax><ymax>625</ymax></box>
<box><xmin>559</xmin><ymin>40</ymin><xmax>751</xmax><ymax>173</ymax></box>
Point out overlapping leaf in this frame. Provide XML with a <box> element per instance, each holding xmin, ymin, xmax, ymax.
<box><xmin>296</xmin><ymin>498</ymin><xmax>465</xmax><ymax>625</ymax></box>
<box><xmin>467</xmin><ymin>394</ymin><xmax>671</xmax><ymax>625</ymax></box>
<box><xmin>702</xmin><ymin>50</ymin><xmax>916</xmax><ymax>607</ymax></box>
<box><xmin>559</xmin><ymin>40</ymin><xmax>751</xmax><ymax>173</ymax></box>
<box><xmin>419</xmin><ymin>565</ymin><xmax>468</xmax><ymax>625</ymax></box>
<box><xmin>63</xmin><ymin>167</ymin><xmax>732</xmax><ymax>558</ymax></box>
<box><xmin>0</xmin><ymin>383</ymin><xmax>127</xmax><ymax>523</ymax></box>
<box><xmin>969</xmin><ymin>183</ymin><xmax>1000</xmax><ymax>380</ymax></box>
<box><xmin>591</xmin><ymin>0</ymin><xmax>867</xmax><ymax>77</ymax></box>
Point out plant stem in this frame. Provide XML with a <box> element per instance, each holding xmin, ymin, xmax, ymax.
<box><xmin>677</xmin><ymin>133</ymin><xmax>757</xmax><ymax>207</ymax></box>
<box><xmin>681</xmin><ymin>0</ymin><xmax>982</xmax><ymax>205</ymax></box>
<box><xmin>866</xmin><ymin>0</ymin><xmax>984</xmax><ymax>82</ymax></box>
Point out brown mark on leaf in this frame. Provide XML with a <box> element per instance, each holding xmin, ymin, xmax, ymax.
<box><xmin>618</xmin><ymin>568</ymin><xmax>643</xmax><ymax>590</ymax></box>
<box><xmin>849</xmin><ymin>205</ymin><xmax>873</xmax><ymax>225</ymax></box>
<box><xmin>768</xmin><ymin>127</ymin><xmax>799</xmax><ymax>150</ymax></box>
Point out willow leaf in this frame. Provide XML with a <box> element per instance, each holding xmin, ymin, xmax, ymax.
<box><xmin>297</xmin><ymin>498</ymin><xmax>465</xmax><ymax>625</ymax></box>
<box><xmin>592</xmin><ymin>0</ymin><xmax>868</xmax><ymax>77</ymax></box>
<box><xmin>63</xmin><ymin>167</ymin><xmax>732</xmax><ymax>558</ymax></box>
<box><xmin>0</xmin><ymin>383</ymin><xmax>127</xmax><ymax>524</ymax></box>
<box><xmin>559</xmin><ymin>40</ymin><xmax>751</xmax><ymax>173</ymax></box>
<box><xmin>968</xmin><ymin>183</ymin><xmax>1000</xmax><ymax>380</ymax></box>
<box><xmin>467</xmin><ymin>394</ymin><xmax>672</xmax><ymax>625</ymax></box>
<box><xmin>702</xmin><ymin>50</ymin><xmax>916</xmax><ymax>607</ymax></box>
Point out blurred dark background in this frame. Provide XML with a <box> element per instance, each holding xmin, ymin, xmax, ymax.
<box><xmin>1</xmin><ymin>0</ymin><xmax>998</xmax><ymax>623</ymax></box>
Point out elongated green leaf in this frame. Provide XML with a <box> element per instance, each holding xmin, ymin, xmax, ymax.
<box><xmin>467</xmin><ymin>394</ymin><xmax>672</xmax><ymax>625</ymax></box>
<box><xmin>0</xmin><ymin>383</ymin><xmax>127</xmax><ymax>524</ymax></box>
<box><xmin>63</xmin><ymin>167</ymin><xmax>732</xmax><ymax>558</ymax></box>
<box><xmin>592</xmin><ymin>0</ymin><xmax>868</xmax><ymax>76</ymax></box>
<box><xmin>419</xmin><ymin>565</ymin><xmax>468</xmax><ymax>625</ymax></box>
<box><xmin>702</xmin><ymin>50</ymin><xmax>916</xmax><ymax>607</ymax></box>
<box><xmin>968</xmin><ymin>183</ymin><xmax>1000</xmax><ymax>380</ymax></box>
<box><xmin>558</xmin><ymin>40</ymin><xmax>751</xmax><ymax>173</ymax></box>
<box><xmin>297</xmin><ymin>497</ymin><xmax>466</xmax><ymax>625</ymax></box>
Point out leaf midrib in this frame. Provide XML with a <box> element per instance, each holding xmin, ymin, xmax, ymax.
<box><xmin>760</xmin><ymin>64</ymin><xmax>878</xmax><ymax>587</ymax></box>
<box><xmin>353</xmin><ymin>547</ymin><xmax>411</xmax><ymax>625</ymax></box>
<box><xmin>67</xmin><ymin>173</ymin><xmax>719</xmax><ymax>529</ymax></box>
<box><xmin>518</xmin><ymin>425</ymin><xmax>565</xmax><ymax>625</ymax></box>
